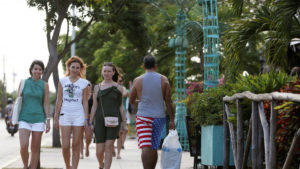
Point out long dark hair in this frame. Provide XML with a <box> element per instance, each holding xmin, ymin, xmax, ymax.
<box><xmin>103</xmin><ymin>62</ymin><xmax>119</xmax><ymax>82</ymax></box>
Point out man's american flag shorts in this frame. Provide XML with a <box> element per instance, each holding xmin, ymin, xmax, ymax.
<box><xmin>136</xmin><ymin>115</ymin><xmax>166</xmax><ymax>150</ymax></box>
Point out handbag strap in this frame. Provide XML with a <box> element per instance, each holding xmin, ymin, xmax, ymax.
<box><xmin>98</xmin><ymin>83</ymin><xmax>120</xmax><ymax>118</ymax></box>
<box><xmin>98</xmin><ymin>84</ymin><xmax>106</xmax><ymax>118</ymax></box>
<box><xmin>18</xmin><ymin>79</ymin><xmax>25</xmax><ymax>97</ymax></box>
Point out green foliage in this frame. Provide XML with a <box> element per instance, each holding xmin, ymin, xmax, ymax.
<box><xmin>233</xmin><ymin>71</ymin><xmax>296</xmax><ymax>94</ymax></box>
<box><xmin>187</xmin><ymin>84</ymin><xmax>234</xmax><ymax>126</ymax></box>
<box><xmin>224</xmin><ymin>0</ymin><xmax>300</xmax><ymax>80</ymax></box>
<box><xmin>273</xmin><ymin>81</ymin><xmax>300</xmax><ymax>168</ymax></box>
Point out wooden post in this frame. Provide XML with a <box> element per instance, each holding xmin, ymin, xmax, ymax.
<box><xmin>269</xmin><ymin>101</ymin><xmax>277</xmax><ymax>169</ymax></box>
<box><xmin>282</xmin><ymin>128</ymin><xmax>300</xmax><ymax>169</ymax></box>
<box><xmin>242</xmin><ymin>117</ymin><xmax>252</xmax><ymax>169</ymax></box>
<box><xmin>251</xmin><ymin>101</ymin><xmax>258</xmax><ymax>169</ymax></box>
<box><xmin>237</xmin><ymin>99</ymin><xmax>244</xmax><ymax>169</ymax></box>
<box><xmin>225</xmin><ymin>103</ymin><xmax>238</xmax><ymax>167</ymax></box>
<box><xmin>257</xmin><ymin>115</ymin><xmax>264</xmax><ymax>169</ymax></box>
<box><xmin>223</xmin><ymin>102</ymin><xmax>230</xmax><ymax>169</ymax></box>
<box><xmin>258</xmin><ymin>101</ymin><xmax>270</xmax><ymax>169</ymax></box>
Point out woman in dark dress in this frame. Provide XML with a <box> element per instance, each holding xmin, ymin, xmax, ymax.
<box><xmin>89</xmin><ymin>62</ymin><xmax>126</xmax><ymax>169</ymax></box>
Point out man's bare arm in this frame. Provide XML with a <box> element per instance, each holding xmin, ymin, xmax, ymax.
<box><xmin>129</xmin><ymin>79</ymin><xmax>138</xmax><ymax>108</ymax></box>
<box><xmin>163</xmin><ymin>77</ymin><xmax>175</xmax><ymax>129</ymax></box>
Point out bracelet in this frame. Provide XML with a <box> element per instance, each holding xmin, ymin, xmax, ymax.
<box><xmin>89</xmin><ymin>122</ymin><xmax>93</xmax><ymax>126</ymax></box>
<box><xmin>85</xmin><ymin>118</ymin><xmax>89</xmax><ymax>121</ymax></box>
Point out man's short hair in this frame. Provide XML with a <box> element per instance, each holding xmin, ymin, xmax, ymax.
<box><xmin>143</xmin><ymin>55</ymin><xmax>156</xmax><ymax>69</ymax></box>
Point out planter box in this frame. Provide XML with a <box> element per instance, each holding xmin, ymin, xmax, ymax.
<box><xmin>201</xmin><ymin>125</ymin><xmax>234</xmax><ymax>166</ymax></box>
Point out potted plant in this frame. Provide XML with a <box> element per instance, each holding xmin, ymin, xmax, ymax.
<box><xmin>186</xmin><ymin>84</ymin><xmax>235</xmax><ymax>166</ymax></box>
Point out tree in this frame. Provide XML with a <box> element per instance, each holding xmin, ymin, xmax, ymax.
<box><xmin>223</xmin><ymin>0</ymin><xmax>300</xmax><ymax>81</ymax></box>
<box><xmin>27</xmin><ymin>0</ymin><xmax>111</xmax><ymax>147</ymax></box>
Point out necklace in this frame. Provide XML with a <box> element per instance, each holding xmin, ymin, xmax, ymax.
<box><xmin>69</xmin><ymin>76</ymin><xmax>79</xmax><ymax>83</ymax></box>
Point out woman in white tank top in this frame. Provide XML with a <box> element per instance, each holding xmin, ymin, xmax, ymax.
<box><xmin>54</xmin><ymin>56</ymin><xmax>90</xmax><ymax>169</ymax></box>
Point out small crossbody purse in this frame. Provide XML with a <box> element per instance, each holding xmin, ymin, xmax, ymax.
<box><xmin>99</xmin><ymin>84</ymin><xmax>119</xmax><ymax>127</ymax></box>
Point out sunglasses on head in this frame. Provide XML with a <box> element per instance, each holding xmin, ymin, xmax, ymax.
<box><xmin>103</xmin><ymin>62</ymin><xmax>114</xmax><ymax>66</ymax></box>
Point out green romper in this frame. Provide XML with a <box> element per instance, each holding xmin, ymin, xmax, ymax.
<box><xmin>94</xmin><ymin>86</ymin><xmax>122</xmax><ymax>143</ymax></box>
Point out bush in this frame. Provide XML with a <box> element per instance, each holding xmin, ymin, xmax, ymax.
<box><xmin>187</xmin><ymin>84</ymin><xmax>234</xmax><ymax>126</ymax></box>
<box><xmin>187</xmin><ymin>71</ymin><xmax>295</xmax><ymax>126</ymax></box>
<box><xmin>233</xmin><ymin>71</ymin><xmax>295</xmax><ymax>93</ymax></box>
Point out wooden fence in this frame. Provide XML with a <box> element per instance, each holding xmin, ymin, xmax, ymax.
<box><xmin>223</xmin><ymin>91</ymin><xmax>300</xmax><ymax>169</ymax></box>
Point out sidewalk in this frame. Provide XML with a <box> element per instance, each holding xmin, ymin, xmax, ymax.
<box><xmin>3</xmin><ymin>136</ymin><xmax>194</xmax><ymax>169</ymax></box>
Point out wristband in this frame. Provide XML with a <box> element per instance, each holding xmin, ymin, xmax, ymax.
<box><xmin>89</xmin><ymin>122</ymin><xmax>93</xmax><ymax>126</ymax></box>
<box><xmin>85</xmin><ymin>118</ymin><xmax>89</xmax><ymax>121</ymax></box>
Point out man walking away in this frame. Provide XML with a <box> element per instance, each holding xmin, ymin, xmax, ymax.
<box><xmin>129</xmin><ymin>55</ymin><xmax>175</xmax><ymax>169</ymax></box>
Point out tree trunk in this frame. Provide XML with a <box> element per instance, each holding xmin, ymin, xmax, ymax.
<box><xmin>52</xmin><ymin>64</ymin><xmax>61</xmax><ymax>147</ymax></box>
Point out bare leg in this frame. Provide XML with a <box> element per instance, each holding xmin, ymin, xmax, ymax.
<box><xmin>122</xmin><ymin>127</ymin><xmax>128</xmax><ymax>147</ymax></box>
<box><xmin>80</xmin><ymin>133</ymin><xmax>84</xmax><ymax>159</ymax></box>
<box><xmin>111</xmin><ymin>140</ymin><xmax>116</xmax><ymax>157</ymax></box>
<box><xmin>85</xmin><ymin>133</ymin><xmax>92</xmax><ymax>157</ymax></box>
<box><xmin>19</xmin><ymin>129</ymin><xmax>31</xmax><ymax>169</ymax></box>
<box><xmin>72</xmin><ymin>126</ymin><xmax>84</xmax><ymax>169</ymax></box>
<box><xmin>61</xmin><ymin>126</ymin><xmax>72</xmax><ymax>169</ymax></box>
<box><xmin>29</xmin><ymin>131</ymin><xmax>43</xmax><ymax>169</ymax></box>
<box><xmin>117</xmin><ymin>131</ymin><xmax>123</xmax><ymax>158</ymax></box>
<box><xmin>104</xmin><ymin>140</ymin><xmax>115</xmax><ymax>169</ymax></box>
<box><xmin>141</xmin><ymin>147</ymin><xmax>158</xmax><ymax>169</ymax></box>
<box><xmin>96</xmin><ymin>143</ymin><xmax>105</xmax><ymax>168</ymax></box>
<box><xmin>117</xmin><ymin>128</ymin><xmax>128</xmax><ymax>158</ymax></box>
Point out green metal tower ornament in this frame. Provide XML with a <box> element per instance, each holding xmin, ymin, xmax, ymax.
<box><xmin>200</xmin><ymin>0</ymin><xmax>220</xmax><ymax>89</ymax></box>
<box><xmin>149</xmin><ymin>0</ymin><xmax>220</xmax><ymax>151</ymax></box>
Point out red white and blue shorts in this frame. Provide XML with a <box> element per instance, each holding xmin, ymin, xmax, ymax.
<box><xmin>136</xmin><ymin>115</ymin><xmax>166</xmax><ymax>150</ymax></box>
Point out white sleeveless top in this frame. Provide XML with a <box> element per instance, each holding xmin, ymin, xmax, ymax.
<box><xmin>60</xmin><ymin>77</ymin><xmax>88</xmax><ymax>116</ymax></box>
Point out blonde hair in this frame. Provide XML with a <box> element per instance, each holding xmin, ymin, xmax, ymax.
<box><xmin>65</xmin><ymin>56</ymin><xmax>86</xmax><ymax>78</ymax></box>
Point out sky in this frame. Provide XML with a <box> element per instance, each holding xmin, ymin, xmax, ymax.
<box><xmin>0</xmin><ymin>0</ymin><xmax>65</xmax><ymax>93</ymax></box>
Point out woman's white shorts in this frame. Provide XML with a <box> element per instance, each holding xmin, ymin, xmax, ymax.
<box><xmin>59</xmin><ymin>113</ymin><xmax>85</xmax><ymax>126</ymax></box>
<box><xmin>19</xmin><ymin>121</ymin><xmax>45</xmax><ymax>132</ymax></box>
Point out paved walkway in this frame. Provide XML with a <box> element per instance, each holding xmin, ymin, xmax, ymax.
<box><xmin>4</xmin><ymin>136</ymin><xmax>194</xmax><ymax>169</ymax></box>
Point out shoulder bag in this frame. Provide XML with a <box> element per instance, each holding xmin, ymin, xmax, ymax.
<box><xmin>12</xmin><ymin>79</ymin><xmax>25</xmax><ymax>125</ymax></box>
<box><xmin>99</xmin><ymin>84</ymin><xmax>119</xmax><ymax>127</ymax></box>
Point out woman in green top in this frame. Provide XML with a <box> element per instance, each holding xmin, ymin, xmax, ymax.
<box><xmin>89</xmin><ymin>62</ymin><xmax>127</xmax><ymax>169</ymax></box>
<box><xmin>17</xmin><ymin>60</ymin><xmax>50</xmax><ymax>169</ymax></box>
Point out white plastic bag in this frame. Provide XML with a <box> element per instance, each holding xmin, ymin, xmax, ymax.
<box><xmin>161</xmin><ymin>130</ymin><xmax>182</xmax><ymax>169</ymax></box>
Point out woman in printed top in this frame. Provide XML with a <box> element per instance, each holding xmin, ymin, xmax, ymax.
<box><xmin>54</xmin><ymin>56</ymin><xmax>89</xmax><ymax>169</ymax></box>
<box><xmin>89</xmin><ymin>62</ymin><xmax>127</xmax><ymax>169</ymax></box>
<box><xmin>17</xmin><ymin>60</ymin><xmax>50</xmax><ymax>169</ymax></box>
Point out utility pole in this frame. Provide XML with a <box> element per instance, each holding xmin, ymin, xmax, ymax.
<box><xmin>1</xmin><ymin>56</ymin><xmax>7</xmax><ymax>118</ymax></box>
<box><xmin>71</xmin><ymin>5</ymin><xmax>76</xmax><ymax>57</ymax></box>
<box><xmin>12</xmin><ymin>69</ymin><xmax>17</xmax><ymax>94</ymax></box>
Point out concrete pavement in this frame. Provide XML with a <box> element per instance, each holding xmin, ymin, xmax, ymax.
<box><xmin>3</xmin><ymin>136</ymin><xmax>194</xmax><ymax>169</ymax></box>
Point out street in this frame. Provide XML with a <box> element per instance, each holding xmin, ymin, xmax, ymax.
<box><xmin>0</xmin><ymin>119</ymin><xmax>52</xmax><ymax>169</ymax></box>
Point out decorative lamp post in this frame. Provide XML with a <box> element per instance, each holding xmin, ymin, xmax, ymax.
<box><xmin>153</xmin><ymin>0</ymin><xmax>220</xmax><ymax>151</ymax></box>
<box><xmin>170</xmin><ymin>8</ymin><xmax>190</xmax><ymax>151</ymax></box>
